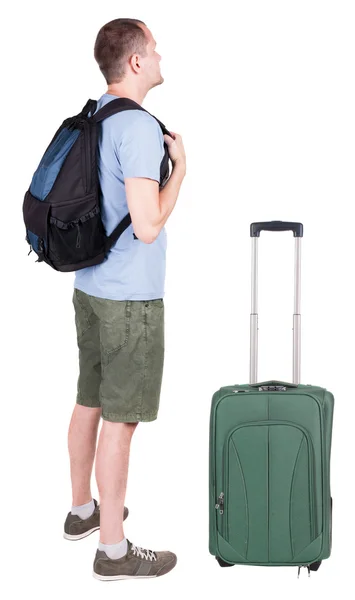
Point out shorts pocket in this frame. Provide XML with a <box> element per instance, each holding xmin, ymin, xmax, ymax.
<box><xmin>73</xmin><ymin>290</ymin><xmax>92</xmax><ymax>340</ymax></box>
<box><xmin>148</xmin><ymin>300</ymin><xmax>164</xmax><ymax>347</ymax></box>
<box><xmin>100</xmin><ymin>300</ymin><xmax>132</xmax><ymax>363</ymax></box>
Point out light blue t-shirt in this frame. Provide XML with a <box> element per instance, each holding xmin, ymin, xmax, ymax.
<box><xmin>74</xmin><ymin>93</ymin><xmax>167</xmax><ymax>301</ymax></box>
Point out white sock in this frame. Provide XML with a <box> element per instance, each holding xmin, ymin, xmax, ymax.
<box><xmin>99</xmin><ymin>538</ymin><xmax>128</xmax><ymax>560</ymax></box>
<box><xmin>71</xmin><ymin>498</ymin><xmax>95</xmax><ymax>520</ymax></box>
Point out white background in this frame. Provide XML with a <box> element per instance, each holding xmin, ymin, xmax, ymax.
<box><xmin>3</xmin><ymin>0</ymin><xmax>355</xmax><ymax>598</ymax></box>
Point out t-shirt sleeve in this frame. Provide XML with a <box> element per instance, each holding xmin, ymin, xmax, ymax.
<box><xmin>117</xmin><ymin>112</ymin><xmax>164</xmax><ymax>182</ymax></box>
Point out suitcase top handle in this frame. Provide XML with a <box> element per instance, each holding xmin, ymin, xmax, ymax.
<box><xmin>250</xmin><ymin>221</ymin><xmax>303</xmax><ymax>238</ymax></box>
<box><xmin>249</xmin><ymin>380</ymin><xmax>298</xmax><ymax>390</ymax></box>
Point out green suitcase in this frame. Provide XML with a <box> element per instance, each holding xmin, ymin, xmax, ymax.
<box><xmin>209</xmin><ymin>222</ymin><xmax>334</xmax><ymax>576</ymax></box>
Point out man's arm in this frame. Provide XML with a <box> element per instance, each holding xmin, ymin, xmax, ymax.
<box><xmin>124</xmin><ymin>132</ymin><xmax>186</xmax><ymax>244</ymax></box>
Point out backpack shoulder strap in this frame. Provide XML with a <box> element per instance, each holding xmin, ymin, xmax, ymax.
<box><xmin>80</xmin><ymin>99</ymin><xmax>98</xmax><ymax>117</ymax></box>
<box><xmin>104</xmin><ymin>213</ymin><xmax>132</xmax><ymax>253</ymax></box>
<box><xmin>95</xmin><ymin>97</ymin><xmax>172</xmax><ymax>249</ymax></box>
<box><xmin>92</xmin><ymin>97</ymin><xmax>144</xmax><ymax>122</ymax></box>
<box><xmin>92</xmin><ymin>97</ymin><xmax>171</xmax><ymax>136</ymax></box>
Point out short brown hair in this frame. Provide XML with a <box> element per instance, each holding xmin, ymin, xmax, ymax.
<box><xmin>94</xmin><ymin>19</ymin><xmax>148</xmax><ymax>84</ymax></box>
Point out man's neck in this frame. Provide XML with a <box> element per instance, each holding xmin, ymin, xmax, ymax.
<box><xmin>106</xmin><ymin>84</ymin><xmax>147</xmax><ymax>106</ymax></box>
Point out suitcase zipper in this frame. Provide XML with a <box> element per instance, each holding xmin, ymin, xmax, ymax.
<box><xmin>215</xmin><ymin>492</ymin><xmax>224</xmax><ymax>514</ymax></box>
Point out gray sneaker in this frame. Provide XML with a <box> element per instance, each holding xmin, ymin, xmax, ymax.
<box><xmin>93</xmin><ymin>539</ymin><xmax>177</xmax><ymax>580</ymax></box>
<box><xmin>64</xmin><ymin>499</ymin><xmax>129</xmax><ymax>541</ymax></box>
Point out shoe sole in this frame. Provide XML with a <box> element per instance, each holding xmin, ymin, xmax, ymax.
<box><xmin>93</xmin><ymin>572</ymin><xmax>156</xmax><ymax>581</ymax></box>
<box><xmin>63</xmin><ymin>526</ymin><xmax>100</xmax><ymax>541</ymax></box>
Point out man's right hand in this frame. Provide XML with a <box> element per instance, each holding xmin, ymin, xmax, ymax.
<box><xmin>164</xmin><ymin>132</ymin><xmax>186</xmax><ymax>172</ymax></box>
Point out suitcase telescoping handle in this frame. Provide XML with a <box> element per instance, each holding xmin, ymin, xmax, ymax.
<box><xmin>250</xmin><ymin>221</ymin><xmax>303</xmax><ymax>237</ymax></box>
<box><xmin>249</xmin><ymin>221</ymin><xmax>303</xmax><ymax>386</ymax></box>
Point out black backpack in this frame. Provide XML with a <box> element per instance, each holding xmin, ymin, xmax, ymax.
<box><xmin>22</xmin><ymin>97</ymin><xmax>172</xmax><ymax>272</ymax></box>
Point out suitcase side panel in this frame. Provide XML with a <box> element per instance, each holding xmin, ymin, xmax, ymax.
<box><xmin>320</xmin><ymin>390</ymin><xmax>334</xmax><ymax>559</ymax></box>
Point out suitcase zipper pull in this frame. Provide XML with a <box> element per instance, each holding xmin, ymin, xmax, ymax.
<box><xmin>215</xmin><ymin>492</ymin><xmax>224</xmax><ymax>514</ymax></box>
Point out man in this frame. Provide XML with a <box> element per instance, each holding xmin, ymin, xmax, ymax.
<box><xmin>63</xmin><ymin>18</ymin><xmax>186</xmax><ymax>581</ymax></box>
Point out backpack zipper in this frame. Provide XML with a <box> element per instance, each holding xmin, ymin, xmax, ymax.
<box><xmin>75</xmin><ymin>223</ymin><xmax>81</xmax><ymax>248</ymax></box>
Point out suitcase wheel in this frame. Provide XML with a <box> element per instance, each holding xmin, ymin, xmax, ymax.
<box><xmin>216</xmin><ymin>556</ymin><xmax>234</xmax><ymax>567</ymax></box>
<box><xmin>309</xmin><ymin>560</ymin><xmax>322</xmax><ymax>572</ymax></box>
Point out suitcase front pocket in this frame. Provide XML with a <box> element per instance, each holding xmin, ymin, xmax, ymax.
<box><xmin>221</xmin><ymin>421</ymin><xmax>316</xmax><ymax>564</ymax></box>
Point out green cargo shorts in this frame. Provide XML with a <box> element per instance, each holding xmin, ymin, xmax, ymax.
<box><xmin>72</xmin><ymin>288</ymin><xmax>165</xmax><ymax>423</ymax></box>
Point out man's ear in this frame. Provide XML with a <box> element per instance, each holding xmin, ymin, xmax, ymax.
<box><xmin>129</xmin><ymin>53</ymin><xmax>141</xmax><ymax>75</ymax></box>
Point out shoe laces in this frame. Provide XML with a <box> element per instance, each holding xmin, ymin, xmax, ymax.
<box><xmin>131</xmin><ymin>543</ymin><xmax>157</xmax><ymax>561</ymax></box>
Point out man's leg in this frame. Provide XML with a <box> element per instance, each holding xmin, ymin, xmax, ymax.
<box><xmin>95</xmin><ymin>421</ymin><xmax>138</xmax><ymax>544</ymax></box>
<box><xmin>64</xmin><ymin>289</ymin><xmax>106</xmax><ymax>538</ymax></box>
<box><xmin>89</xmin><ymin>297</ymin><xmax>176</xmax><ymax>579</ymax></box>
<box><xmin>68</xmin><ymin>404</ymin><xmax>101</xmax><ymax>506</ymax></box>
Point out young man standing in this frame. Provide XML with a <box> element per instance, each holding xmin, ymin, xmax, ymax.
<box><xmin>64</xmin><ymin>18</ymin><xmax>186</xmax><ymax>581</ymax></box>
